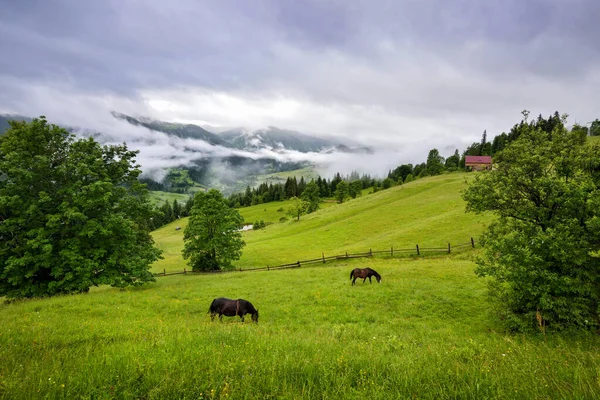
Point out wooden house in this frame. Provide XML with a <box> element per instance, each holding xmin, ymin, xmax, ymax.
<box><xmin>465</xmin><ymin>155</ymin><xmax>492</xmax><ymax>171</ymax></box>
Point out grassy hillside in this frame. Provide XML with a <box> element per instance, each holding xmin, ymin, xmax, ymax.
<box><xmin>2</xmin><ymin>171</ymin><xmax>600</xmax><ymax>399</ymax></box>
<box><xmin>2</xmin><ymin>258</ymin><xmax>599</xmax><ymax>399</ymax></box>
<box><xmin>148</xmin><ymin>190</ymin><xmax>191</xmax><ymax>206</ymax></box>
<box><xmin>151</xmin><ymin>172</ymin><xmax>492</xmax><ymax>273</ymax></box>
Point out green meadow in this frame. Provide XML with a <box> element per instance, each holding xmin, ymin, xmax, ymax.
<box><xmin>148</xmin><ymin>190</ymin><xmax>191</xmax><ymax>206</ymax></box>
<box><xmin>152</xmin><ymin>173</ymin><xmax>491</xmax><ymax>273</ymax></box>
<box><xmin>2</xmin><ymin>172</ymin><xmax>600</xmax><ymax>399</ymax></box>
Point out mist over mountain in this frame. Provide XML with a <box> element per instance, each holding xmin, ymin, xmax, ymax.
<box><xmin>0</xmin><ymin>113</ymin><xmax>392</xmax><ymax>195</ymax></box>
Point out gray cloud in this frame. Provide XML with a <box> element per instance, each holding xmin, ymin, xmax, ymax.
<box><xmin>1</xmin><ymin>0</ymin><xmax>599</xmax><ymax>174</ymax></box>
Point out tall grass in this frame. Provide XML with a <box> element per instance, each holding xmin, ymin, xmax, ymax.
<box><xmin>1</xmin><ymin>258</ymin><xmax>599</xmax><ymax>399</ymax></box>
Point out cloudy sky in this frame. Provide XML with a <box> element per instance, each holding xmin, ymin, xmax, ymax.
<box><xmin>1</xmin><ymin>0</ymin><xmax>599</xmax><ymax>170</ymax></box>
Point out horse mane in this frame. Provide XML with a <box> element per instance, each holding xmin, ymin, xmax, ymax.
<box><xmin>369</xmin><ymin>268</ymin><xmax>381</xmax><ymax>278</ymax></box>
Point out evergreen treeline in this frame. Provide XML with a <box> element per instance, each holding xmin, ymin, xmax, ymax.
<box><xmin>226</xmin><ymin>172</ymin><xmax>379</xmax><ymax>207</ymax></box>
<box><xmin>149</xmin><ymin>111</ymin><xmax>588</xmax><ymax>230</ymax></box>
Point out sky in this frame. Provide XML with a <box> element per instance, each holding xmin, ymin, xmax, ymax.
<box><xmin>0</xmin><ymin>0</ymin><xmax>599</xmax><ymax>173</ymax></box>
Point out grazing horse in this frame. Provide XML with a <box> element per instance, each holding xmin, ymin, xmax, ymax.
<box><xmin>208</xmin><ymin>297</ymin><xmax>259</xmax><ymax>322</ymax></box>
<box><xmin>350</xmin><ymin>268</ymin><xmax>382</xmax><ymax>286</ymax></box>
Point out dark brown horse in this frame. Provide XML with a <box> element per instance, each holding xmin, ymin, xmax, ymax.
<box><xmin>208</xmin><ymin>298</ymin><xmax>259</xmax><ymax>322</ymax></box>
<box><xmin>350</xmin><ymin>268</ymin><xmax>382</xmax><ymax>286</ymax></box>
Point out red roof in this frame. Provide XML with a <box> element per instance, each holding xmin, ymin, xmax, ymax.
<box><xmin>465</xmin><ymin>156</ymin><xmax>492</xmax><ymax>164</ymax></box>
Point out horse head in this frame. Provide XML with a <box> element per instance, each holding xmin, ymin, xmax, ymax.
<box><xmin>252</xmin><ymin>309</ymin><xmax>259</xmax><ymax>322</ymax></box>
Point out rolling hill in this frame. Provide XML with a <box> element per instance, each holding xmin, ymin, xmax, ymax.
<box><xmin>151</xmin><ymin>172</ymin><xmax>493</xmax><ymax>273</ymax></box>
<box><xmin>3</xmin><ymin>170</ymin><xmax>599</xmax><ymax>399</ymax></box>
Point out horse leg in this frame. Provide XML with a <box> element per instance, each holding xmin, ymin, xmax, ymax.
<box><xmin>211</xmin><ymin>312</ymin><xmax>216</xmax><ymax>321</ymax></box>
<box><xmin>219</xmin><ymin>313</ymin><xmax>223</xmax><ymax>321</ymax></box>
<box><xmin>369</xmin><ymin>276</ymin><xmax>372</xmax><ymax>284</ymax></box>
<box><xmin>352</xmin><ymin>277</ymin><xmax>356</xmax><ymax>286</ymax></box>
<box><xmin>363</xmin><ymin>277</ymin><xmax>366</xmax><ymax>284</ymax></box>
<box><xmin>240</xmin><ymin>314</ymin><xmax>245</xmax><ymax>322</ymax></box>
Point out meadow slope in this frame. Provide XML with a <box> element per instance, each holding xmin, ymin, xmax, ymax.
<box><xmin>2</xmin><ymin>172</ymin><xmax>600</xmax><ymax>399</ymax></box>
<box><xmin>152</xmin><ymin>173</ymin><xmax>492</xmax><ymax>273</ymax></box>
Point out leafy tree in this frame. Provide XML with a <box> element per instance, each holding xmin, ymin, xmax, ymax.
<box><xmin>183</xmin><ymin>189</ymin><xmax>245</xmax><ymax>271</ymax></box>
<box><xmin>390</xmin><ymin>164</ymin><xmax>413</xmax><ymax>183</ymax></box>
<box><xmin>445</xmin><ymin>149</ymin><xmax>460</xmax><ymax>169</ymax></box>
<box><xmin>287</xmin><ymin>196</ymin><xmax>308</xmax><ymax>221</ymax></box>
<box><xmin>334</xmin><ymin>180</ymin><xmax>350</xmax><ymax>203</ymax></box>
<box><xmin>463</xmin><ymin>114</ymin><xmax>600</xmax><ymax>331</ymax></box>
<box><xmin>413</xmin><ymin>163</ymin><xmax>426</xmax><ymax>177</ymax></box>
<box><xmin>404</xmin><ymin>174</ymin><xmax>415</xmax><ymax>183</ymax></box>
<box><xmin>426</xmin><ymin>148</ymin><xmax>445</xmax><ymax>175</ymax></box>
<box><xmin>348</xmin><ymin>180</ymin><xmax>363</xmax><ymax>198</ymax></box>
<box><xmin>571</xmin><ymin>124</ymin><xmax>589</xmax><ymax>145</ymax></box>
<box><xmin>301</xmin><ymin>181</ymin><xmax>320</xmax><ymax>213</ymax></box>
<box><xmin>590</xmin><ymin>119</ymin><xmax>600</xmax><ymax>137</ymax></box>
<box><xmin>382</xmin><ymin>178</ymin><xmax>394</xmax><ymax>189</ymax></box>
<box><xmin>0</xmin><ymin>117</ymin><xmax>162</xmax><ymax>298</ymax></box>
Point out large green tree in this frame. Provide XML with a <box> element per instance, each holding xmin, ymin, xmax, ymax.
<box><xmin>301</xmin><ymin>181</ymin><xmax>320</xmax><ymax>213</ymax></box>
<box><xmin>334</xmin><ymin>180</ymin><xmax>349</xmax><ymax>203</ymax></box>
<box><xmin>463</xmin><ymin>114</ymin><xmax>600</xmax><ymax>331</ymax></box>
<box><xmin>287</xmin><ymin>196</ymin><xmax>308</xmax><ymax>221</ymax></box>
<box><xmin>426</xmin><ymin>149</ymin><xmax>445</xmax><ymax>175</ymax></box>
<box><xmin>183</xmin><ymin>189</ymin><xmax>245</xmax><ymax>271</ymax></box>
<box><xmin>0</xmin><ymin>117</ymin><xmax>162</xmax><ymax>298</ymax></box>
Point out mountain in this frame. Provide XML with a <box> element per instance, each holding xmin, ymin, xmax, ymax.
<box><xmin>0</xmin><ymin>112</ymin><xmax>371</xmax><ymax>195</ymax></box>
<box><xmin>220</xmin><ymin>126</ymin><xmax>342</xmax><ymax>153</ymax></box>
<box><xmin>111</xmin><ymin>112</ymin><xmax>231</xmax><ymax>147</ymax></box>
<box><xmin>0</xmin><ymin>114</ymin><xmax>31</xmax><ymax>133</ymax></box>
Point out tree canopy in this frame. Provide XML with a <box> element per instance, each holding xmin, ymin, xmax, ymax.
<box><xmin>463</xmin><ymin>113</ymin><xmax>600</xmax><ymax>331</ymax></box>
<box><xmin>183</xmin><ymin>189</ymin><xmax>245</xmax><ymax>271</ymax></box>
<box><xmin>0</xmin><ymin>117</ymin><xmax>162</xmax><ymax>298</ymax></box>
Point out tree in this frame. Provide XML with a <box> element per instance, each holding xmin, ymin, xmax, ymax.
<box><xmin>426</xmin><ymin>149</ymin><xmax>445</xmax><ymax>175</ymax></box>
<box><xmin>590</xmin><ymin>119</ymin><xmax>600</xmax><ymax>137</ymax></box>
<box><xmin>382</xmin><ymin>178</ymin><xmax>394</xmax><ymax>189</ymax></box>
<box><xmin>348</xmin><ymin>180</ymin><xmax>363</xmax><ymax>198</ymax></box>
<box><xmin>172</xmin><ymin>199</ymin><xmax>182</xmax><ymax>219</ymax></box>
<box><xmin>0</xmin><ymin>117</ymin><xmax>162</xmax><ymax>298</ymax></box>
<box><xmin>462</xmin><ymin>114</ymin><xmax>600</xmax><ymax>331</ymax></box>
<box><xmin>445</xmin><ymin>149</ymin><xmax>460</xmax><ymax>169</ymax></box>
<box><xmin>301</xmin><ymin>181</ymin><xmax>320</xmax><ymax>213</ymax></box>
<box><xmin>287</xmin><ymin>196</ymin><xmax>308</xmax><ymax>221</ymax></box>
<box><xmin>571</xmin><ymin>124</ymin><xmax>589</xmax><ymax>145</ymax></box>
<box><xmin>334</xmin><ymin>180</ymin><xmax>349</xmax><ymax>203</ymax></box>
<box><xmin>183</xmin><ymin>189</ymin><xmax>245</xmax><ymax>271</ymax></box>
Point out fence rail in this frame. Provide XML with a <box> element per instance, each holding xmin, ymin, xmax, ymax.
<box><xmin>155</xmin><ymin>238</ymin><xmax>478</xmax><ymax>277</ymax></box>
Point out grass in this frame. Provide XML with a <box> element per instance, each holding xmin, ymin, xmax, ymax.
<box><xmin>2</xmin><ymin>257</ymin><xmax>600</xmax><ymax>399</ymax></box>
<box><xmin>3</xmin><ymin>171</ymin><xmax>598</xmax><ymax>399</ymax></box>
<box><xmin>151</xmin><ymin>173</ymin><xmax>492</xmax><ymax>273</ymax></box>
<box><xmin>148</xmin><ymin>190</ymin><xmax>192</xmax><ymax>206</ymax></box>
<box><xmin>254</xmin><ymin>167</ymin><xmax>321</xmax><ymax>186</ymax></box>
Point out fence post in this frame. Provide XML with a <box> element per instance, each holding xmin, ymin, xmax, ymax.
<box><xmin>163</xmin><ymin>268</ymin><xmax>166</xmax><ymax>276</ymax></box>
<box><xmin>448</xmin><ymin>243</ymin><xmax>451</xmax><ymax>254</ymax></box>
<box><xmin>416</xmin><ymin>244</ymin><xmax>420</xmax><ymax>256</ymax></box>
<box><xmin>346</xmin><ymin>252</ymin><xmax>348</xmax><ymax>258</ymax></box>
<box><xmin>471</xmin><ymin>237</ymin><xmax>475</xmax><ymax>248</ymax></box>
<box><xmin>391</xmin><ymin>246</ymin><xmax>393</xmax><ymax>257</ymax></box>
<box><xmin>322</xmin><ymin>252</ymin><xmax>325</xmax><ymax>263</ymax></box>
<box><xmin>184</xmin><ymin>268</ymin><xmax>186</xmax><ymax>275</ymax></box>
<box><xmin>267</xmin><ymin>266</ymin><xmax>270</xmax><ymax>271</ymax></box>
<box><xmin>369</xmin><ymin>248</ymin><xmax>372</xmax><ymax>257</ymax></box>
<box><xmin>297</xmin><ymin>261</ymin><xmax>301</xmax><ymax>268</ymax></box>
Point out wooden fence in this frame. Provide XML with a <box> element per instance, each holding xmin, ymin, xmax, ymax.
<box><xmin>155</xmin><ymin>238</ymin><xmax>477</xmax><ymax>277</ymax></box>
